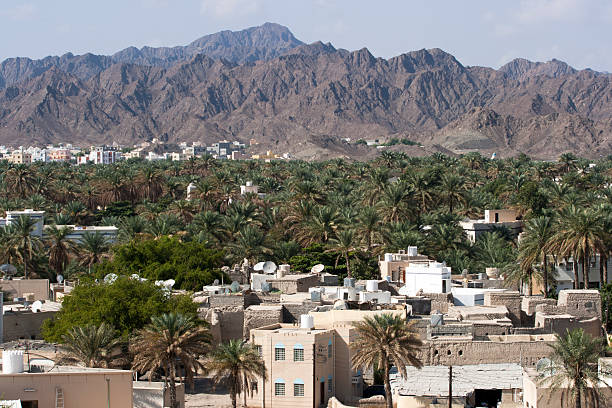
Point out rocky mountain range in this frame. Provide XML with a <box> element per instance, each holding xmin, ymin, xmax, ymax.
<box><xmin>1</xmin><ymin>22</ymin><xmax>611</xmax><ymax>159</ymax></box>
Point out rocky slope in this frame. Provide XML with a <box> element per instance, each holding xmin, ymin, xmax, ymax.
<box><xmin>0</xmin><ymin>23</ymin><xmax>611</xmax><ymax>159</ymax></box>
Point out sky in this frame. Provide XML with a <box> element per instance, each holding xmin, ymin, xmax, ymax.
<box><xmin>1</xmin><ymin>0</ymin><xmax>612</xmax><ymax>71</ymax></box>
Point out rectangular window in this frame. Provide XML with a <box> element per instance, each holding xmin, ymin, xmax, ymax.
<box><xmin>252</xmin><ymin>382</ymin><xmax>258</xmax><ymax>392</ymax></box>
<box><xmin>275</xmin><ymin>383</ymin><xmax>285</xmax><ymax>396</ymax></box>
<box><xmin>255</xmin><ymin>345</ymin><xmax>262</xmax><ymax>357</ymax></box>
<box><xmin>328</xmin><ymin>376</ymin><xmax>332</xmax><ymax>393</ymax></box>
<box><xmin>328</xmin><ymin>344</ymin><xmax>332</xmax><ymax>358</ymax></box>
<box><xmin>275</xmin><ymin>347</ymin><xmax>285</xmax><ymax>361</ymax></box>
<box><xmin>294</xmin><ymin>383</ymin><xmax>305</xmax><ymax>397</ymax></box>
<box><xmin>294</xmin><ymin>348</ymin><xmax>304</xmax><ymax>361</ymax></box>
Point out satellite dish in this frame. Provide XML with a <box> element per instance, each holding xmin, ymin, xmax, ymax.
<box><xmin>31</xmin><ymin>300</ymin><xmax>43</xmax><ymax>313</ymax></box>
<box><xmin>164</xmin><ymin>279</ymin><xmax>175</xmax><ymax>289</ymax></box>
<box><xmin>213</xmin><ymin>279</ymin><xmax>220</xmax><ymax>286</ymax></box>
<box><xmin>262</xmin><ymin>261</ymin><xmax>277</xmax><ymax>274</ymax></box>
<box><xmin>130</xmin><ymin>274</ymin><xmax>140</xmax><ymax>280</ymax></box>
<box><xmin>0</xmin><ymin>264</ymin><xmax>17</xmax><ymax>275</ymax></box>
<box><xmin>311</xmin><ymin>264</ymin><xmax>325</xmax><ymax>274</ymax></box>
<box><xmin>56</xmin><ymin>274</ymin><xmax>64</xmax><ymax>284</ymax></box>
<box><xmin>536</xmin><ymin>358</ymin><xmax>556</xmax><ymax>376</ymax></box>
<box><xmin>254</xmin><ymin>262</ymin><xmax>265</xmax><ymax>271</ymax></box>
<box><xmin>104</xmin><ymin>273</ymin><xmax>118</xmax><ymax>284</ymax></box>
<box><xmin>230</xmin><ymin>281</ymin><xmax>240</xmax><ymax>293</ymax></box>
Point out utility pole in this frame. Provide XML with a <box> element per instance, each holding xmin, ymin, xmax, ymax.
<box><xmin>448</xmin><ymin>365</ymin><xmax>452</xmax><ymax>408</ymax></box>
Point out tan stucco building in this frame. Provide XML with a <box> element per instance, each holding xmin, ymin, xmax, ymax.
<box><xmin>0</xmin><ymin>366</ymin><xmax>134</xmax><ymax>408</ymax></box>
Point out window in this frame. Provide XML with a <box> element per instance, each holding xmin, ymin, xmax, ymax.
<box><xmin>252</xmin><ymin>382</ymin><xmax>258</xmax><ymax>392</ymax></box>
<box><xmin>294</xmin><ymin>380</ymin><xmax>305</xmax><ymax>397</ymax></box>
<box><xmin>328</xmin><ymin>376</ymin><xmax>333</xmax><ymax>393</ymax></box>
<box><xmin>275</xmin><ymin>381</ymin><xmax>285</xmax><ymax>396</ymax></box>
<box><xmin>255</xmin><ymin>345</ymin><xmax>262</xmax><ymax>357</ymax></box>
<box><xmin>294</xmin><ymin>344</ymin><xmax>304</xmax><ymax>361</ymax></box>
<box><xmin>328</xmin><ymin>340</ymin><xmax>333</xmax><ymax>358</ymax></box>
<box><xmin>275</xmin><ymin>344</ymin><xmax>285</xmax><ymax>361</ymax></box>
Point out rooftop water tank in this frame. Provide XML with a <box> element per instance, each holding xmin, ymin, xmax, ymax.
<box><xmin>300</xmin><ymin>314</ymin><xmax>314</xmax><ymax>329</ymax></box>
<box><xmin>2</xmin><ymin>350</ymin><xmax>24</xmax><ymax>374</ymax></box>
<box><xmin>310</xmin><ymin>289</ymin><xmax>321</xmax><ymax>302</ymax></box>
<box><xmin>366</xmin><ymin>280</ymin><xmax>378</xmax><ymax>292</ymax></box>
<box><xmin>246</xmin><ymin>181</ymin><xmax>253</xmax><ymax>187</ymax></box>
<box><xmin>344</xmin><ymin>278</ymin><xmax>356</xmax><ymax>288</ymax></box>
<box><xmin>407</xmin><ymin>246</ymin><xmax>418</xmax><ymax>256</ymax></box>
<box><xmin>384</xmin><ymin>253</ymin><xmax>393</xmax><ymax>262</ymax></box>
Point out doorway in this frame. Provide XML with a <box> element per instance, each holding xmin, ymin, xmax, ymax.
<box><xmin>474</xmin><ymin>389</ymin><xmax>501</xmax><ymax>407</ymax></box>
<box><xmin>21</xmin><ymin>402</ymin><xmax>39</xmax><ymax>408</ymax></box>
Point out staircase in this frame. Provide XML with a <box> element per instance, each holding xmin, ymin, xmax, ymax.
<box><xmin>55</xmin><ymin>386</ymin><xmax>64</xmax><ymax>408</ymax></box>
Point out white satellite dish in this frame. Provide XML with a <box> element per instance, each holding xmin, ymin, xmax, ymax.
<box><xmin>104</xmin><ymin>273</ymin><xmax>118</xmax><ymax>284</ymax></box>
<box><xmin>311</xmin><ymin>264</ymin><xmax>325</xmax><ymax>274</ymax></box>
<box><xmin>262</xmin><ymin>261</ymin><xmax>277</xmax><ymax>274</ymax></box>
<box><xmin>213</xmin><ymin>279</ymin><xmax>220</xmax><ymax>285</ymax></box>
<box><xmin>56</xmin><ymin>274</ymin><xmax>64</xmax><ymax>284</ymax></box>
<box><xmin>254</xmin><ymin>262</ymin><xmax>265</xmax><ymax>271</ymax></box>
<box><xmin>130</xmin><ymin>274</ymin><xmax>140</xmax><ymax>280</ymax></box>
<box><xmin>31</xmin><ymin>300</ymin><xmax>43</xmax><ymax>313</ymax></box>
<box><xmin>164</xmin><ymin>279</ymin><xmax>175</xmax><ymax>289</ymax></box>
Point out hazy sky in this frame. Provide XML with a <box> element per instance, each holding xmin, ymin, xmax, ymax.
<box><xmin>1</xmin><ymin>0</ymin><xmax>611</xmax><ymax>71</ymax></box>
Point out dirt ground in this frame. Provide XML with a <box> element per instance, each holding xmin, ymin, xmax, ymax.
<box><xmin>184</xmin><ymin>377</ymin><xmax>234</xmax><ymax>408</ymax></box>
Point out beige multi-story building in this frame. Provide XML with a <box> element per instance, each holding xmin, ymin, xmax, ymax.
<box><xmin>247</xmin><ymin>309</ymin><xmax>406</xmax><ymax>407</ymax></box>
<box><xmin>47</xmin><ymin>149</ymin><xmax>72</xmax><ymax>162</ymax></box>
<box><xmin>248</xmin><ymin>321</ymin><xmax>336</xmax><ymax>408</ymax></box>
<box><xmin>8</xmin><ymin>149</ymin><xmax>32</xmax><ymax>164</ymax></box>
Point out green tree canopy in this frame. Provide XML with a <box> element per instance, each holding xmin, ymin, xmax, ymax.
<box><xmin>41</xmin><ymin>277</ymin><xmax>197</xmax><ymax>342</ymax></box>
<box><xmin>95</xmin><ymin>236</ymin><xmax>224</xmax><ymax>290</ymax></box>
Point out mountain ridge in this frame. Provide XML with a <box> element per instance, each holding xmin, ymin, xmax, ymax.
<box><xmin>1</xmin><ymin>23</ymin><xmax>611</xmax><ymax>159</ymax></box>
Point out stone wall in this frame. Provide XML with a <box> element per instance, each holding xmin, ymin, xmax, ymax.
<box><xmin>2</xmin><ymin>310</ymin><xmax>57</xmax><ymax>341</ymax></box>
<box><xmin>282</xmin><ymin>302</ymin><xmax>320</xmax><ymax>324</ymax></box>
<box><xmin>558</xmin><ymin>290</ymin><xmax>601</xmax><ymax>320</ymax></box>
<box><xmin>268</xmin><ymin>275</ymin><xmax>320</xmax><ymax>294</ymax></box>
<box><xmin>0</xmin><ymin>279</ymin><xmax>50</xmax><ymax>300</ymax></box>
<box><xmin>243</xmin><ymin>305</ymin><xmax>283</xmax><ymax>338</ymax></box>
<box><xmin>535</xmin><ymin>314</ymin><xmax>601</xmax><ymax>338</ymax></box>
<box><xmin>422</xmin><ymin>292</ymin><xmax>453</xmax><ymax>313</ymax></box>
<box><xmin>200</xmin><ymin>306</ymin><xmax>245</xmax><ymax>344</ymax></box>
<box><xmin>419</xmin><ymin>337</ymin><xmax>554</xmax><ymax>367</ymax></box>
<box><xmin>484</xmin><ymin>291</ymin><xmax>522</xmax><ymax>326</ymax></box>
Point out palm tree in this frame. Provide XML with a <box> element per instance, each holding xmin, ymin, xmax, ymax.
<box><xmin>438</xmin><ymin>173</ymin><xmax>466</xmax><ymax>214</ymax></box>
<box><xmin>227</xmin><ymin>226</ymin><xmax>271</xmax><ymax>266</ymax></box>
<box><xmin>131</xmin><ymin>313</ymin><xmax>211</xmax><ymax>408</ymax></box>
<box><xmin>46</xmin><ymin>225</ymin><xmax>76</xmax><ymax>276</ymax></box>
<box><xmin>548</xmin><ymin>207</ymin><xmax>604</xmax><ymax>289</ymax></box>
<box><xmin>76</xmin><ymin>231</ymin><xmax>110</xmax><ymax>273</ymax></box>
<box><xmin>4</xmin><ymin>165</ymin><xmax>36</xmax><ymax>199</ymax></box>
<box><xmin>208</xmin><ymin>340</ymin><xmax>267</xmax><ymax>408</ymax></box>
<box><xmin>59</xmin><ymin>322</ymin><xmax>122</xmax><ymax>368</ymax></box>
<box><xmin>351</xmin><ymin>313</ymin><xmax>423</xmax><ymax>408</ymax></box>
<box><xmin>8</xmin><ymin>215</ymin><xmax>43</xmax><ymax>279</ymax></box>
<box><xmin>539</xmin><ymin>329</ymin><xmax>609</xmax><ymax>408</ymax></box>
<box><xmin>519</xmin><ymin>216</ymin><xmax>555</xmax><ymax>294</ymax></box>
<box><xmin>136</xmin><ymin>167</ymin><xmax>165</xmax><ymax>202</ymax></box>
<box><xmin>358</xmin><ymin>207</ymin><xmax>382</xmax><ymax>252</ymax></box>
<box><xmin>328</xmin><ymin>229</ymin><xmax>357</xmax><ymax>278</ymax></box>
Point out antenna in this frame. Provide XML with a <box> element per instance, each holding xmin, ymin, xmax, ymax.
<box><xmin>253</xmin><ymin>262</ymin><xmax>265</xmax><ymax>271</ymax></box>
<box><xmin>311</xmin><ymin>264</ymin><xmax>325</xmax><ymax>274</ymax></box>
<box><xmin>262</xmin><ymin>261</ymin><xmax>277</xmax><ymax>274</ymax></box>
<box><xmin>31</xmin><ymin>300</ymin><xmax>42</xmax><ymax>313</ymax></box>
<box><xmin>56</xmin><ymin>274</ymin><xmax>64</xmax><ymax>284</ymax></box>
